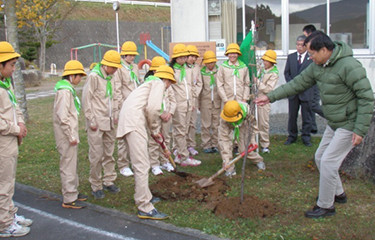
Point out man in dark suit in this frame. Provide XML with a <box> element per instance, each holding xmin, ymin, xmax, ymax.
<box><xmin>284</xmin><ymin>35</ymin><xmax>314</xmax><ymax>146</ymax></box>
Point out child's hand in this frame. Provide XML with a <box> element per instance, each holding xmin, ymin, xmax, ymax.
<box><xmin>70</xmin><ymin>139</ymin><xmax>78</xmax><ymax>146</ymax></box>
<box><xmin>90</xmin><ymin>125</ymin><xmax>98</xmax><ymax>131</ymax></box>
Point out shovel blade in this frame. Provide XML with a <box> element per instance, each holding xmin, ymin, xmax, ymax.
<box><xmin>195</xmin><ymin>177</ymin><xmax>214</xmax><ymax>188</ymax></box>
<box><xmin>174</xmin><ymin>170</ymin><xmax>190</xmax><ymax>178</ymax></box>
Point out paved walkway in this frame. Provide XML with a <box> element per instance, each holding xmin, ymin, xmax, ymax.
<box><xmin>14</xmin><ymin>183</ymin><xmax>224</xmax><ymax>240</ymax></box>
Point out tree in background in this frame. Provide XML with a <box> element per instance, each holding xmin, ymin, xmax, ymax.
<box><xmin>3</xmin><ymin>0</ymin><xmax>29</xmax><ymax>120</ymax></box>
<box><xmin>15</xmin><ymin>0</ymin><xmax>75</xmax><ymax>72</ymax></box>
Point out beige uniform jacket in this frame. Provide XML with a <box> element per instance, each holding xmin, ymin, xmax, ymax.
<box><xmin>164</xmin><ymin>86</ymin><xmax>177</xmax><ymax>115</ymax></box>
<box><xmin>171</xmin><ymin>66</ymin><xmax>194</xmax><ymax>112</ymax></box>
<box><xmin>187</xmin><ymin>64</ymin><xmax>203</xmax><ymax>100</ymax></box>
<box><xmin>113</xmin><ymin>62</ymin><xmax>140</xmax><ymax>119</ymax></box>
<box><xmin>200</xmin><ymin>66</ymin><xmax>221</xmax><ymax>109</ymax></box>
<box><xmin>257</xmin><ymin>68</ymin><xmax>279</xmax><ymax>97</ymax></box>
<box><xmin>117</xmin><ymin>80</ymin><xmax>165</xmax><ymax>140</ymax></box>
<box><xmin>216</xmin><ymin>60</ymin><xmax>250</xmax><ymax>103</ymax></box>
<box><xmin>82</xmin><ymin>66</ymin><xmax>118</xmax><ymax>131</ymax></box>
<box><xmin>0</xmin><ymin>85</ymin><xmax>24</xmax><ymax>157</ymax></box>
<box><xmin>53</xmin><ymin>89</ymin><xmax>79</xmax><ymax>144</ymax></box>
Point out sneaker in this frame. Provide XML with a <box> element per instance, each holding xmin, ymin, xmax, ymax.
<box><xmin>211</xmin><ymin>147</ymin><xmax>219</xmax><ymax>153</ymax></box>
<box><xmin>151</xmin><ymin>166</ymin><xmax>163</xmax><ymax>176</ymax></box>
<box><xmin>262</xmin><ymin>147</ymin><xmax>270</xmax><ymax>153</ymax></box>
<box><xmin>180</xmin><ymin>157</ymin><xmax>201</xmax><ymax>167</ymax></box>
<box><xmin>14</xmin><ymin>214</ymin><xmax>32</xmax><ymax>227</ymax></box>
<box><xmin>174</xmin><ymin>154</ymin><xmax>182</xmax><ymax>164</ymax></box>
<box><xmin>103</xmin><ymin>184</ymin><xmax>120</xmax><ymax>194</ymax></box>
<box><xmin>120</xmin><ymin>167</ymin><xmax>134</xmax><ymax>177</ymax></box>
<box><xmin>233</xmin><ymin>146</ymin><xmax>239</xmax><ymax>155</ymax></box>
<box><xmin>225</xmin><ymin>170</ymin><xmax>236</xmax><ymax>178</ymax></box>
<box><xmin>92</xmin><ymin>190</ymin><xmax>105</xmax><ymax>199</ymax></box>
<box><xmin>161</xmin><ymin>162</ymin><xmax>175</xmax><ymax>172</ymax></box>
<box><xmin>0</xmin><ymin>222</ymin><xmax>30</xmax><ymax>238</ymax></box>
<box><xmin>173</xmin><ymin>149</ymin><xmax>178</xmax><ymax>156</ymax></box>
<box><xmin>150</xmin><ymin>196</ymin><xmax>161</xmax><ymax>204</ymax></box>
<box><xmin>257</xmin><ymin>161</ymin><xmax>266</xmax><ymax>170</ymax></box>
<box><xmin>188</xmin><ymin>147</ymin><xmax>199</xmax><ymax>156</ymax></box>
<box><xmin>77</xmin><ymin>193</ymin><xmax>88</xmax><ymax>201</ymax></box>
<box><xmin>203</xmin><ymin>148</ymin><xmax>214</xmax><ymax>153</ymax></box>
<box><xmin>62</xmin><ymin>201</ymin><xmax>86</xmax><ymax>209</ymax></box>
<box><xmin>137</xmin><ymin>208</ymin><xmax>168</xmax><ymax>220</ymax></box>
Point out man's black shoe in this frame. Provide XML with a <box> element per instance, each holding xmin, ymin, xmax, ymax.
<box><xmin>315</xmin><ymin>192</ymin><xmax>347</xmax><ymax>204</ymax></box>
<box><xmin>305</xmin><ymin>206</ymin><xmax>335</xmax><ymax>218</ymax></box>
<box><xmin>311</xmin><ymin>129</ymin><xmax>318</xmax><ymax>134</ymax></box>
<box><xmin>303</xmin><ymin>141</ymin><xmax>312</xmax><ymax>147</ymax></box>
<box><xmin>103</xmin><ymin>184</ymin><xmax>120</xmax><ymax>194</ymax></box>
<box><xmin>284</xmin><ymin>139</ymin><xmax>296</xmax><ymax>145</ymax></box>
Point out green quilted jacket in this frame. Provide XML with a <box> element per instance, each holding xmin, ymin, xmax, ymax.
<box><xmin>268</xmin><ymin>41</ymin><xmax>374</xmax><ymax>137</ymax></box>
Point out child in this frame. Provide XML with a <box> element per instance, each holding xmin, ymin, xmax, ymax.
<box><xmin>254</xmin><ymin>50</ymin><xmax>279</xmax><ymax>153</ymax></box>
<box><xmin>113</xmin><ymin>41</ymin><xmax>140</xmax><ymax>177</ymax></box>
<box><xmin>117</xmin><ymin>65</ymin><xmax>176</xmax><ymax>220</ymax></box>
<box><xmin>219</xmin><ymin>100</ymin><xmax>266</xmax><ymax>177</ymax></box>
<box><xmin>0</xmin><ymin>41</ymin><xmax>31</xmax><ymax>238</ymax></box>
<box><xmin>53</xmin><ymin>60</ymin><xmax>88</xmax><ymax>209</ymax></box>
<box><xmin>82</xmin><ymin>50</ymin><xmax>122</xmax><ymax>199</ymax></box>
<box><xmin>185</xmin><ymin>45</ymin><xmax>202</xmax><ymax>156</ymax></box>
<box><xmin>199</xmin><ymin>50</ymin><xmax>220</xmax><ymax>153</ymax></box>
<box><xmin>170</xmin><ymin>44</ymin><xmax>201</xmax><ymax>167</ymax></box>
<box><xmin>146</xmin><ymin>57</ymin><xmax>176</xmax><ymax>175</ymax></box>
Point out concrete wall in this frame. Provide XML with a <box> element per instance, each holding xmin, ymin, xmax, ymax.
<box><xmin>171</xmin><ymin>0</ymin><xmax>207</xmax><ymax>42</ymax></box>
<box><xmin>45</xmin><ymin>20</ymin><xmax>170</xmax><ymax>70</ymax></box>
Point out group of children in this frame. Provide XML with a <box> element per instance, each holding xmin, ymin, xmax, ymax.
<box><xmin>0</xmin><ymin>39</ymin><xmax>280</xmax><ymax>231</ymax></box>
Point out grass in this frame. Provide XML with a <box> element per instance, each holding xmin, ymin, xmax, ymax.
<box><xmin>18</xmin><ymin>95</ymin><xmax>375</xmax><ymax>240</ymax></box>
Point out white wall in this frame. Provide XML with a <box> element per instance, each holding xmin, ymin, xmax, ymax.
<box><xmin>171</xmin><ymin>0</ymin><xmax>207</xmax><ymax>42</ymax></box>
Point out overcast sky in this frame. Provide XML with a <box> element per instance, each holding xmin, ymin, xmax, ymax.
<box><xmin>235</xmin><ymin>0</ymin><xmax>342</xmax><ymax>15</ymax></box>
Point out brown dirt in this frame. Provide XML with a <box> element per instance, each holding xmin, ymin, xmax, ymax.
<box><xmin>150</xmin><ymin>174</ymin><xmax>283</xmax><ymax>219</ymax></box>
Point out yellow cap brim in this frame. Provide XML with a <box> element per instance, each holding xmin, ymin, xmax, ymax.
<box><xmin>225</xmin><ymin>49</ymin><xmax>242</xmax><ymax>56</ymax></box>
<box><xmin>154</xmin><ymin>72</ymin><xmax>176</xmax><ymax>83</ymax></box>
<box><xmin>120</xmin><ymin>51</ymin><xmax>139</xmax><ymax>56</ymax></box>
<box><xmin>203</xmin><ymin>58</ymin><xmax>218</xmax><ymax>64</ymax></box>
<box><xmin>261</xmin><ymin>56</ymin><xmax>276</xmax><ymax>63</ymax></box>
<box><xmin>101</xmin><ymin>59</ymin><xmax>122</xmax><ymax>68</ymax></box>
<box><xmin>171</xmin><ymin>51</ymin><xmax>189</xmax><ymax>59</ymax></box>
<box><xmin>62</xmin><ymin>69</ymin><xmax>87</xmax><ymax>77</ymax></box>
<box><xmin>0</xmin><ymin>52</ymin><xmax>21</xmax><ymax>63</ymax></box>
<box><xmin>220</xmin><ymin>109</ymin><xmax>243</xmax><ymax>122</ymax></box>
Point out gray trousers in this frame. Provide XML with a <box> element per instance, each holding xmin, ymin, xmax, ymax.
<box><xmin>315</xmin><ymin>126</ymin><xmax>353</xmax><ymax>208</ymax></box>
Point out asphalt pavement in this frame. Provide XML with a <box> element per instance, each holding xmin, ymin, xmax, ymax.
<box><xmin>14</xmin><ymin>183</ymin><xmax>225</xmax><ymax>240</ymax></box>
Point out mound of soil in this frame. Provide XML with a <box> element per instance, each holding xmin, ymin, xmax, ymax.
<box><xmin>150</xmin><ymin>175</ymin><xmax>283</xmax><ymax>219</ymax></box>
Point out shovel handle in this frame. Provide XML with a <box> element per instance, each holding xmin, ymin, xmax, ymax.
<box><xmin>152</xmin><ymin>134</ymin><xmax>177</xmax><ymax>169</ymax></box>
<box><xmin>208</xmin><ymin>144</ymin><xmax>258</xmax><ymax>181</ymax></box>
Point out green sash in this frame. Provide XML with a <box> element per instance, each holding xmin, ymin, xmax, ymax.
<box><xmin>173</xmin><ymin>63</ymin><xmax>186</xmax><ymax>83</ymax></box>
<box><xmin>122</xmin><ymin>61</ymin><xmax>140</xmax><ymax>85</ymax></box>
<box><xmin>91</xmin><ymin>64</ymin><xmax>113</xmax><ymax>99</ymax></box>
<box><xmin>231</xmin><ymin>103</ymin><xmax>248</xmax><ymax>142</ymax></box>
<box><xmin>0</xmin><ymin>78</ymin><xmax>17</xmax><ymax>106</ymax></box>
<box><xmin>54</xmin><ymin>80</ymin><xmax>81</xmax><ymax>114</ymax></box>
<box><xmin>221</xmin><ymin>60</ymin><xmax>247</xmax><ymax>78</ymax></box>
<box><xmin>201</xmin><ymin>66</ymin><xmax>218</xmax><ymax>88</ymax></box>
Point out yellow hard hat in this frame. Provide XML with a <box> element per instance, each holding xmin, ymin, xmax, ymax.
<box><xmin>149</xmin><ymin>56</ymin><xmax>166</xmax><ymax>71</ymax></box>
<box><xmin>186</xmin><ymin>45</ymin><xmax>200</xmax><ymax>57</ymax></box>
<box><xmin>261</xmin><ymin>49</ymin><xmax>277</xmax><ymax>63</ymax></box>
<box><xmin>154</xmin><ymin>65</ymin><xmax>176</xmax><ymax>83</ymax></box>
<box><xmin>225</xmin><ymin>43</ymin><xmax>242</xmax><ymax>56</ymax></box>
<box><xmin>171</xmin><ymin>43</ymin><xmax>189</xmax><ymax>59</ymax></box>
<box><xmin>0</xmin><ymin>41</ymin><xmax>20</xmax><ymax>63</ymax></box>
<box><xmin>220</xmin><ymin>100</ymin><xmax>243</xmax><ymax>122</ymax></box>
<box><xmin>101</xmin><ymin>50</ymin><xmax>122</xmax><ymax>68</ymax></box>
<box><xmin>202</xmin><ymin>50</ymin><xmax>217</xmax><ymax>64</ymax></box>
<box><xmin>120</xmin><ymin>41</ymin><xmax>139</xmax><ymax>56</ymax></box>
<box><xmin>62</xmin><ymin>60</ymin><xmax>87</xmax><ymax>77</ymax></box>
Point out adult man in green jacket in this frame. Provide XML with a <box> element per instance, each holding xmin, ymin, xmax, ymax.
<box><xmin>255</xmin><ymin>31</ymin><xmax>374</xmax><ymax>218</ymax></box>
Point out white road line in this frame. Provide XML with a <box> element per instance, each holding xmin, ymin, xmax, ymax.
<box><xmin>15</xmin><ymin>202</ymin><xmax>138</xmax><ymax>240</ymax></box>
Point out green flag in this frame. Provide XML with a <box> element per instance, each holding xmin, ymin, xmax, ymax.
<box><xmin>239</xmin><ymin>30</ymin><xmax>256</xmax><ymax>84</ymax></box>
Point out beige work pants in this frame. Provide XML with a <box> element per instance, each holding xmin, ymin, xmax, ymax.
<box><xmin>257</xmin><ymin>103</ymin><xmax>271</xmax><ymax>148</ymax></box>
<box><xmin>124</xmin><ymin>131</ymin><xmax>154</xmax><ymax>213</ymax></box>
<box><xmin>87</xmin><ymin>128</ymin><xmax>117</xmax><ymax>192</ymax></box>
<box><xmin>149</xmin><ymin>119</ymin><xmax>172</xmax><ymax>167</ymax></box>
<box><xmin>117</xmin><ymin>138</ymin><xmax>130</xmax><ymax>170</ymax></box>
<box><xmin>218</xmin><ymin>118</ymin><xmax>263</xmax><ymax>172</ymax></box>
<box><xmin>200</xmin><ymin>104</ymin><xmax>220</xmax><ymax>149</ymax></box>
<box><xmin>187</xmin><ymin>100</ymin><xmax>198</xmax><ymax>148</ymax></box>
<box><xmin>172</xmin><ymin>109</ymin><xmax>192</xmax><ymax>160</ymax></box>
<box><xmin>56</xmin><ymin>138</ymin><xmax>79</xmax><ymax>203</ymax></box>
<box><xmin>0</xmin><ymin>155</ymin><xmax>18</xmax><ymax>231</ymax></box>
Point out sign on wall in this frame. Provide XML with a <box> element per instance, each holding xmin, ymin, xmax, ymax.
<box><xmin>169</xmin><ymin>41</ymin><xmax>216</xmax><ymax>65</ymax></box>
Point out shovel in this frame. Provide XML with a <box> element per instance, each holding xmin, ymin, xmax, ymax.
<box><xmin>152</xmin><ymin>134</ymin><xmax>190</xmax><ymax>178</ymax></box>
<box><xmin>195</xmin><ymin>144</ymin><xmax>258</xmax><ymax>188</ymax></box>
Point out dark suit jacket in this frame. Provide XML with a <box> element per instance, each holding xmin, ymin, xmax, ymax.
<box><xmin>284</xmin><ymin>52</ymin><xmax>313</xmax><ymax>101</ymax></box>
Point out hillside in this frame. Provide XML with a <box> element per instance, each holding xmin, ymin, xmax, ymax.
<box><xmin>67</xmin><ymin>1</ymin><xmax>170</xmax><ymax>22</ymax></box>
